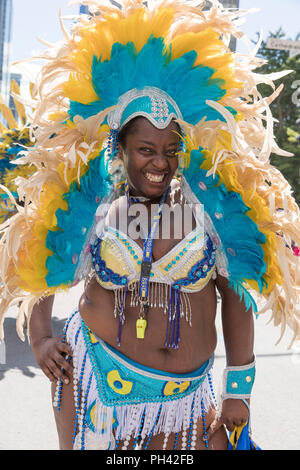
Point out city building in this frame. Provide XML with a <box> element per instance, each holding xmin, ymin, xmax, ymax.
<box><xmin>0</xmin><ymin>0</ymin><xmax>12</xmax><ymax>105</ymax></box>
<box><xmin>8</xmin><ymin>71</ymin><xmax>21</xmax><ymax>121</ymax></box>
<box><xmin>204</xmin><ymin>0</ymin><xmax>240</xmax><ymax>51</ymax></box>
<box><xmin>219</xmin><ymin>0</ymin><xmax>240</xmax><ymax>8</ymax></box>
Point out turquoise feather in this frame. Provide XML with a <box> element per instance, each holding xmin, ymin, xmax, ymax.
<box><xmin>228</xmin><ymin>280</ymin><xmax>258</xmax><ymax>313</ymax></box>
<box><xmin>183</xmin><ymin>148</ymin><xmax>267</xmax><ymax>298</ymax></box>
<box><xmin>45</xmin><ymin>150</ymin><xmax>112</xmax><ymax>287</ymax></box>
<box><xmin>69</xmin><ymin>36</ymin><xmax>235</xmax><ymax>124</ymax></box>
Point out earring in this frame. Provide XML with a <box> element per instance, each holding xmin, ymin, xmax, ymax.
<box><xmin>176</xmin><ymin>141</ymin><xmax>186</xmax><ymax>177</ymax></box>
<box><xmin>106</xmin><ymin>126</ymin><xmax>126</xmax><ymax>186</ymax></box>
<box><xmin>109</xmin><ymin>155</ymin><xmax>126</xmax><ymax>186</ymax></box>
<box><xmin>107</xmin><ymin>127</ymin><xmax>119</xmax><ymax>160</ymax></box>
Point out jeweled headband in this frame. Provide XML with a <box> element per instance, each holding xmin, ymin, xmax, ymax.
<box><xmin>107</xmin><ymin>87</ymin><xmax>183</xmax><ymax>132</ymax></box>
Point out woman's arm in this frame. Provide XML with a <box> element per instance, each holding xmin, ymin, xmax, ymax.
<box><xmin>207</xmin><ymin>274</ymin><xmax>255</xmax><ymax>440</ymax></box>
<box><xmin>29</xmin><ymin>295</ymin><xmax>73</xmax><ymax>384</ymax></box>
<box><xmin>217</xmin><ymin>274</ymin><xmax>254</xmax><ymax>367</ymax></box>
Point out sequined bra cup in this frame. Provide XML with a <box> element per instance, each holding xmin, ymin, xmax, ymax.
<box><xmin>91</xmin><ymin>225</ymin><xmax>217</xmax><ymax>293</ymax></box>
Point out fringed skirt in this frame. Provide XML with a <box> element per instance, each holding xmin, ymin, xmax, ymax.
<box><xmin>55</xmin><ymin>310</ymin><xmax>217</xmax><ymax>450</ymax></box>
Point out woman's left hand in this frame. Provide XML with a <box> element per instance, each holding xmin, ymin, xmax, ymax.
<box><xmin>206</xmin><ymin>399</ymin><xmax>249</xmax><ymax>440</ymax></box>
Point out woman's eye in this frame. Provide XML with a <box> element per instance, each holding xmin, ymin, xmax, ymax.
<box><xmin>167</xmin><ymin>149</ymin><xmax>178</xmax><ymax>157</ymax></box>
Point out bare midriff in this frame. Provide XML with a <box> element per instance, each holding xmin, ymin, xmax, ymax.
<box><xmin>78</xmin><ymin>275</ymin><xmax>217</xmax><ymax>375</ymax></box>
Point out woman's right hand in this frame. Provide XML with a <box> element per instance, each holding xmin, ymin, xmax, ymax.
<box><xmin>32</xmin><ymin>335</ymin><xmax>73</xmax><ymax>385</ymax></box>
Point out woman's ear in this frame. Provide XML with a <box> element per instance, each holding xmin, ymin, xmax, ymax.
<box><xmin>118</xmin><ymin>146</ymin><xmax>124</xmax><ymax>161</ymax></box>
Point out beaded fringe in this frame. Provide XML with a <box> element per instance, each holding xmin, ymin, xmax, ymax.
<box><xmin>114</xmin><ymin>281</ymin><xmax>192</xmax><ymax>347</ymax></box>
<box><xmin>60</xmin><ymin>311</ymin><xmax>216</xmax><ymax>450</ymax></box>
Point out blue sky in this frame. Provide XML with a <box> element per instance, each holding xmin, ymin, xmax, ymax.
<box><xmin>10</xmin><ymin>0</ymin><xmax>300</xmax><ymax>66</ymax></box>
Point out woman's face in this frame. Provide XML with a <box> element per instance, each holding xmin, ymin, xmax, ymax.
<box><xmin>119</xmin><ymin>117</ymin><xmax>180</xmax><ymax>200</ymax></box>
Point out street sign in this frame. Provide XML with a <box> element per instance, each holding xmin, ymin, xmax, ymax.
<box><xmin>266</xmin><ymin>38</ymin><xmax>300</xmax><ymax>57</ymax></box>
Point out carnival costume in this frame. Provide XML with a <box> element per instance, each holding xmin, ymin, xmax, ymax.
<box><xmin>1</xmin><ymin>0</ymin><xmax>300</xmax><ymax>450</ymax></box>
<box><xmin>0</xmin><ymin>81</ymin><xmax>35</xmax><ymax>225</ymax></box>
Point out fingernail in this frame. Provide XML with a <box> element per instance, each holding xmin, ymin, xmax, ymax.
<box><xmin>64</xmin><ymin>378</ymin><xmax>69</xmax><ymax>384</ymax></box>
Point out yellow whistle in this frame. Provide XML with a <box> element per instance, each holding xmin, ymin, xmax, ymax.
<box><xmin>136</xmin><ymin>318</ymin><xmax>147</xmax><ymax>339</ymax></box>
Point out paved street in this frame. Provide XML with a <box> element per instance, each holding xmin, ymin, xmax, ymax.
<box><xmin>0</xmin><ymin>282</ymin><xmax>300</xmax><ymax>450</ymax></box>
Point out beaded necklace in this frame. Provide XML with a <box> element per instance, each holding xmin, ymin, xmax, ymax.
<box><xmin>124</xmin><ymin>181</ymin><xmax>170</xmax><ymax>340</ymax></box>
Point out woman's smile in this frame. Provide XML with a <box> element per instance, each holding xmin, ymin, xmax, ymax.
<box><xmin>143</xmin><ymin>170</ymin><xmax>167</xmax><ymax>184</ymax></box>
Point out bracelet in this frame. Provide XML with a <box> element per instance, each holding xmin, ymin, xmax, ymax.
<box><xmin>221</xmin><ymin>358</ymin><xmax>256</xmax><ymax>400</ymax></box>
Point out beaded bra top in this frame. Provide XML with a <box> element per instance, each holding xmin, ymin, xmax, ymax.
<box><xmin>91</xmin><ymin>225</ymin><xmax>217</xmax><ymax>294</ymax></box>
<box><xmin>90</xmin><ymin>190</ymin><xmax>218</xmax><ymax>348</ymax></box>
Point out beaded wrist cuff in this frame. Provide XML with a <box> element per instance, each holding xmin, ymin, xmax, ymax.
<box><xmin>221</xmin><ymin>359</ymin><xmax>256</xmax><ymax>400</ymax></box>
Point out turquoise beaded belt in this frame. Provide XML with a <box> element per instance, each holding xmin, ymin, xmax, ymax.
<box><xmin>82</xmin><ymin>319</ymin><xmax>214</xmax><ymax>407</ymax></box>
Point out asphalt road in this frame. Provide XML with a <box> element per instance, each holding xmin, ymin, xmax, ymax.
<box><xmin>0</xmin><ymin>282</ymin><xmax>299</xmax><ymax>450</ymax></box>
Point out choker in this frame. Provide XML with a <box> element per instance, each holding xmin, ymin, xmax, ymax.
<box><xmin>124</xmin><ymin>181</ymin><xmax>151</xmax><ymax>204</ymax></box>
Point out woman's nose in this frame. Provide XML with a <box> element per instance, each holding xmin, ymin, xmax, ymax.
<box><xmin>152</xmin><ymin>152</ymin><xmax>168</xmax><ymax>169</ymax></box>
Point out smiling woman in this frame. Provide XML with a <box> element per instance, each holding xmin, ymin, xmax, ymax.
<box><xmin>1</xmin><ymin>0</ymin><xmax>300</xmax><ymax>452</ymax></box>
<box><xmin>119</xmin><ymin>117</ymin><xmax>180</xmax><ymax>200</ymax></box>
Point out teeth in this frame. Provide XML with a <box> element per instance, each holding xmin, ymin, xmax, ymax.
<box><xmin>145</xmin><ymin>172</ymin><xmax>165</xmax><ymax>183</ymax></box>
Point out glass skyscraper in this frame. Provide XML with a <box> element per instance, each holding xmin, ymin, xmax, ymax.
<box><xmin>0</xmin><ymin>0</ymin><xmax>12</xmax><ymax>105</ymax></box>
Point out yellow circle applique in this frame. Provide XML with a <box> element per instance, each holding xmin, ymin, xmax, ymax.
<box><xmin>90</xmin><ymin>403</ymin><xmax>117</xmax><ymax>430</ymax></box>
<box><xmin>107</xmin><ymin>370</ymin><xmax>133</xmax><ymax>395</ymax></box>
<box><xmin>163</xmin><ymin>381</ymin><xmax>190</xmax><ymax>396</ymax></box>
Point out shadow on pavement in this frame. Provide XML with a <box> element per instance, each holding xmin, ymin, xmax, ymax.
<box><xmin>0</xmin><ymin>316</ymin><xmax>66</xmax><ymax>380</ymax></box>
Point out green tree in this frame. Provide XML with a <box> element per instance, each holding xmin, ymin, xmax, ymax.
<box><xmin>254</xmin><ymin>29</ymin><xmax>300</xmax><ymax>206</ymax></box>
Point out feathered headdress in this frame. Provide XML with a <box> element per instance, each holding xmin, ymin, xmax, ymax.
<box><xmin>0</xmin><ymin>0</ymin><xmax>299</xmax><ymax>348</ymax></box>
<box><xmin>0</xmin><ymin>80</ymin><xmax>35</xmax><ymax>225</ymax></box>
